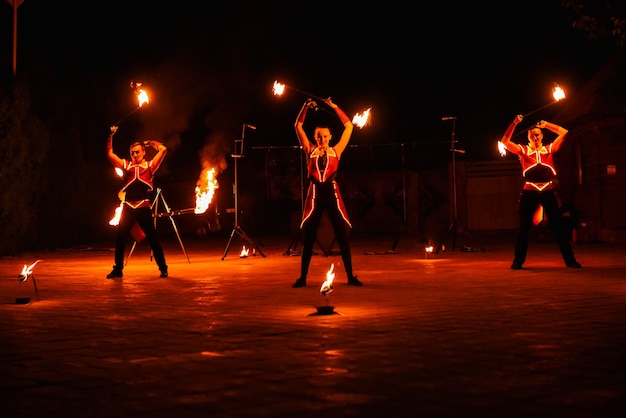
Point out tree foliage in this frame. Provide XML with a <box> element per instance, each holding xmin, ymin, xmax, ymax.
<box><xmin>562</xmin><ymin>0</ymin><xmax>626</xmax><ymax>47</ymax></box>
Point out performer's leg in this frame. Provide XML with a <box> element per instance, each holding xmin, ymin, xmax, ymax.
<box><xmin>293</xmin><ymin>209</ymin><xmax>323</xmax><ymax>287</ymax></box>
<box><xmin>512</xmin><ymin>191</ymin><xmax>537</xmax><ymax>268</ymax></box>
<box><xmin>108</xmin><ymin>207</ymin><xmax>133</xmax><ymax>277</ymax></box>
<box><xmin>136</xmin><ymin>208</ymin><xmax>168</xmax><ymax>276</ymax></box>
<box><xmin>543</xmin><ymin>193</ymin><xmax>580</xmax><ymax>267</ymax></box>
<box><xmin>327</xmin><ymin>207</ymin><xmax>358</xmax><ymax>283</ymax></box>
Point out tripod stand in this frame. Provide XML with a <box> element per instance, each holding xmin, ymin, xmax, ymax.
<box><xmin>222</xmin><ymin>124</ymin><xmax>266</xmax><ymax>260</ymax></box>
<box><xmin>126</xmin><ymin>188</ymin><xmax>191</xmax><ymax>265</ymax></box>
<box><xmin>390</xmin><ymin>143</ymin><xmax>408</xmax><ymax>252</ymax></box>
<box><xmin>435</xmin><ymin>117</ymin><xmax>483</xmax><ymax>254</ymax></box>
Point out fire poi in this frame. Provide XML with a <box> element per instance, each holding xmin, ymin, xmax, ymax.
<box><xmin>498</xmin><ymin>83</ymin><xmax>566</xmax><ymax>157</ymax></box>
<box><xmin>272</xmin><ymin>80</ymin><xmax>372</xmax><ymax>129</ymax></box>
<box><xmin>113</xmin><ymin>81</ymin><xmax>150</xmax><ymax>126</ymax></box>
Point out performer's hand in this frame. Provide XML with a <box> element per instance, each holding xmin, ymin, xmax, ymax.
<box><xmin>514</xmin><ymin>114</ymin><xmax>523</xmax><ymax>124</ymax></box>
<box><xmin>324</xmin><ymin>97</ymin><xmax>337</xmax><ymax>109</ymax></box>
<box><xmin>110</xmin><ymin>125</ymin><xmax>118</xmax><ymax>135</ymax></box>
<box><xmin>306</xmin><ymin>99</ymin><xmax>318</xmax><ymax>110</ymax></box>
<box><xmin>535</xmin><ymin>120</ymin><xmax>547</xmax><ymax>129</ymax></box>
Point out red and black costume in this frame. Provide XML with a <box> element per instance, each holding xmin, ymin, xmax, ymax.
<box><xmin>513</xmin><ymin>143</ymin><xmax>578</xmax><ymax>267</ymax></box>
<box><xmin>113</xmin><ymin>158</ymin><xmax>167</xmax><ymax>275</ymax></box>
<box><xmin>299</xmin><ymin>146</ymin><xmax>355</xmax><ymax>282</ymax></box>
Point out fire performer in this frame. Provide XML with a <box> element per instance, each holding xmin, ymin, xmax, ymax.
<box><xmin>500</xmin><ymin>115</ymin><xmax>582</xmax><ymax>270</ymax></box>
<box><xmin>291</xmin><ymin>98</ymin><xmax>363</xmax><ymax>288</ymax></box>
<box><xmin>106</xmin><ymin>125</ymin><xmax>169</xmax><ymax>279</ymax></box>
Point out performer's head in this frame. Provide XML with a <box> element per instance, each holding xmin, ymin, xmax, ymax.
<box><xmin>527</xmin><ymin>126</ymin><xmax>543</xmax><ymax>150</ymax></box>
<box><xmin>313</xmin><ymin>125</ymin><xmax>332</xmax><ymax>149</ymax></box>
<box><xmin>129</xmin><ymin>141</ymin><xmax>146</xmax><ymax>163</ymax></box>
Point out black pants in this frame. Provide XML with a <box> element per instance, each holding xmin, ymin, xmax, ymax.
<box><xmin>114</xmin><ymin>206</ymin><xmax>167</xmax><ymax>272</ymax></box>
<box><xmin>300</xmin><ymin>186</ymin><xmax>353</xmax><ymax>281</ymax></box>
<box><xmin>513</xmin><ymin>189</ymin><xmax>577</xmax><ymax>266</ymax></box>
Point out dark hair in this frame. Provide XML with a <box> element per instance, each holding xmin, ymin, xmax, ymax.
<box><xmin>129</xmin><ymin>141</ymin><xmax>145</xmax><ymax>150</ymax></box>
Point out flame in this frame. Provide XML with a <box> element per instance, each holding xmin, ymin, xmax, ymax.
<box><xmin>552</xmin><ymin>84</ymin><xmax>565</xmax><ymax>102</ymax></box>
<box><xmin>272</xmin><ymin>80</ymin><xmax>286</xmax><ymax>96</ymax></box>
<box><xmin>320</xmin><ymin>263</ymin><xmax>335</xmax><ymax>296</ymax></box>
<box><xmin>498</xmin><ymin>141</ymin><xmax>507</xmax><ymax>157</ymax></box>
<box><xmin>195</xmin><ymin>168</ymin><xmax>219</xmax><ymax>214</ymax></box>
<box><xmin>352</xmin><ymin>108</ymin><xmax>371</xmax><ymax>129</ymax></box>
<box><xmin>424</xmin><ymin>245</ymin><xmax>434</xmax><ymax>254</ymax></box>
<box><xmin>19</xmin><ymin>260</ymin><xmax>42</xmax><ymax>282</ymax></box>
<box><xmin>240</xmin><ymin>246</ymin><xmax>249</xmax><ymax>258</ymax></box>
<box><xmin>109</xmin><ymin>202</ymin><xmax>123</xmax><ymax>226</ymax></box>
<box><xmin>114</xmin><ymin>167</ymin><xmax>123</xmax><ymax>177</ymax></box>
<box><xmin>137</xmin><ymin>89</ymin><xmax>149</xmax><ymax>107</ymax></box>
<box><xmin>533</xmin><ymin>205</ymin><xmax>544</xmax><ymax>226</ymax></box>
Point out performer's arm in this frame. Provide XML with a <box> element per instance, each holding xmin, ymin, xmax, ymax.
<box><xmin>294</xmin><ymin>99</ymin><xmax>316</xmax><ymax>154</ymax></box>
<box><xmin>536</xmin><ymin>120</ymin><xmax>568</xmax><ymax>152</ymax></box>
<box><xmin>146</xmin><ymin>140</ymin><xmax>167</xmax><ymax>170</ymax></box>
<box><xmin>500</xmin><ymin>114</ymin><xmax>523</xmax><ymax>155</ymax></box>
<box><xmin>106</xmin><ymin>125</ymin><xmax>124</xmax><ymax>167</ymax></box>
<box><xmin>324</xmin><ymin>97</ymin><xmax>353</xmax><ymax>158</ymax></box>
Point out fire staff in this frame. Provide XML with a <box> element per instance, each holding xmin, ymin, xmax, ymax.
<box><xmin>291</xmin><ymin>98</ymin><xmax>362</xmax><ymax>288</ymax></box>
<box><xmin>106</xmin><ymin>125</ymin><xmax>169</xmax><ymax>279</ymax></box>
<box><xmin>500</xmin><ymin>114</ymin><xmax>582</xmax><ymax>270</ymax></box>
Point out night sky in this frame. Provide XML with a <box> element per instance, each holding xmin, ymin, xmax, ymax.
<box><xmin>1</xmin><ymin>0</ymin><xmax>616</xmax><ymax>178</ymax></box>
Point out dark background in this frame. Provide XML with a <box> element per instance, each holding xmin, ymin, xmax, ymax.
<box><xmin>0</xmin><ymin>0</ymin><xmax>619</xmax><ymax>254</ymax></box>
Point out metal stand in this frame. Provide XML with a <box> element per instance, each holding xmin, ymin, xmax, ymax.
<box><xmin>435</xmin><ymin>117</ymin><xmax>483</xmax><ymax>253</ymax></box>
<box><xmin>126</xmin><ymin>188</ymin><xmax>191</xmax><ymax>265</ymax></box>
<box><xmin>222</xmin><ymin>124</ymin><xmax>266</xmax><ymax>260</ymax></box>
<box><xmin>390</xmin><ymin>143</ymin><xmax>408</xmax><ymax>252</ymax></box>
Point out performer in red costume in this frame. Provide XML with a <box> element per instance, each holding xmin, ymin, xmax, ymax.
<box><xmin>291</xmin><ymin>98</ymin><xmax>362</xmax><ymax>288</ymax></box>
<box><xmin>500</xmin><ymin>115</ymin><xmax>581</xmax><ymax>270</ymax></box>
<box><xmin>106</xmin><ymin>125</ymin><xmax>169</xmax><ymax>279</ymax></box>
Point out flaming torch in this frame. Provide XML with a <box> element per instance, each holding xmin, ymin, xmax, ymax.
<box><xmin>352</xmin><ymin>107</ymin><xmax>372</xmax><ymax>129</ymax></box>
<box><xmin>195</xmin><ymin>168</ymin><xmax>219</xmax><ymax>214</ymax></box>
<box><xmin>113</xmin><ymin>81</ymin><xmax>150</xmax><ymax>126</ymax></box>
<box><xmin>499</xmin><ymin>83</ymin><xmax>566</xmax><ymax>157</ymax></box>
<box><xmin>272</xmin><ymin>80</ymin><xmax>325</xmax><ymax>102</ymax></box>
<box><xmin>17</xmin><ymin>260</ymin><xmax>41</xmax><ymax>302</ymax></box>
<box><xmin>522</xmin><ymin>83</ymin><xmax>566</xmax><ymax>118</ymax></box>
<box><xmin>316</xmin><ymin>264</ymin><xmax>336</xmax><ymax>315</ymax></box>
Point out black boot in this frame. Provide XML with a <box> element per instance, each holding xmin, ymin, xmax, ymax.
<box><xmin>292</xmin><ymin>277</ymin><xmax>306</xmax><ymax>288</ymax></box>
<box><xmin>106</xmin><ymin>266</ymin><xmax>123</xmax><ymax>279</ymax></box>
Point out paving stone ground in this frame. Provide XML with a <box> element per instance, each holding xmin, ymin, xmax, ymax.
<box><xmin>2</xmin><ymin>231</ymin><xmax>626</xmax><ymax>417</ymax></box>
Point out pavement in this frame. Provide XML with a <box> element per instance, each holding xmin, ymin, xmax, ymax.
<box><xmin>2</xmin><ymin>231</ymin><xmax>626</xmax><ymax>418</ymax></box>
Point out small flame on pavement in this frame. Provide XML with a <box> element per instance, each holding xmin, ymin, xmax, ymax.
<box><xmin>320</xmin><ymin>263</ymin><xmax>335</xmax><ymax>296</ymax></box>
<box><xmin>240</xmin><ymin>246</ymin><xmax>249</xmax><ymax>258</ymax></box>
<box><xmin>19</xmin><ymin>260</ymin><xmax>42</xmax><ymax>282</ymax></box>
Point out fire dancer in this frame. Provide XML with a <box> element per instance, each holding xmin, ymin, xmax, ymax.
<box><xmin>291</xmin><ymin>98</ymin><xmax>362</xmax><ymax>288</ymax></box>
<box><xmin>106</xmin><ymin>125</ymin><xmax>169</xmax><ymax>278</ymax></box>
<box><xmin>500</xmin><ymin>115</ymin><xmax>581</xmax><ymax>270</ymax></box>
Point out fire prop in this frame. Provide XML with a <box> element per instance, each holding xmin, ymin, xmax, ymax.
<box><xmin>523</xmin><ymin>83</ymin><xmax>566</xmax><ymax>118</ymax></box>
<box><xmin>17</xmin><ymin>260</ymin><xmax>41</xmax><ymax>302</ymax></box>
<box><xmin>113</xmin><ymin>81</ymin><xmax>150</xmax><ymax>126</ymax></box>
<box><xmin>195</xmin><ymin>168</ymin><xmax>218</xmax><ymax>214</ymax></box>
<box><xmin>498</xmin><ymin>83</ymin><xmax>566</xmax><ymax>157</ymax></box>
<box><xmin>273</xmin><ymin>80</ymin><xmax>372</xmax><ymax>128</ymax></box>
<box><xmin>316</xmin><ymin>264</ymin><xmax>336</xmax><ymax>315</ymax></box>
<box><xmin>239</xmin><ymin>246</ymin><xmax>249</xmax><ymax>258</ymax></box>
<box><xmin>424</xmin><ymin>242</ymin><xmax>434</xmax><ymax>258</ymax></box>
<box><xmin>272</xmin><ymin>80</ymin><xmax>325</xmax><ymax>102</ymax></box>
<box><xmin>352</xmin><ymin>108</ymin><xmax>372</xmax><ymax>129</ymax></box>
